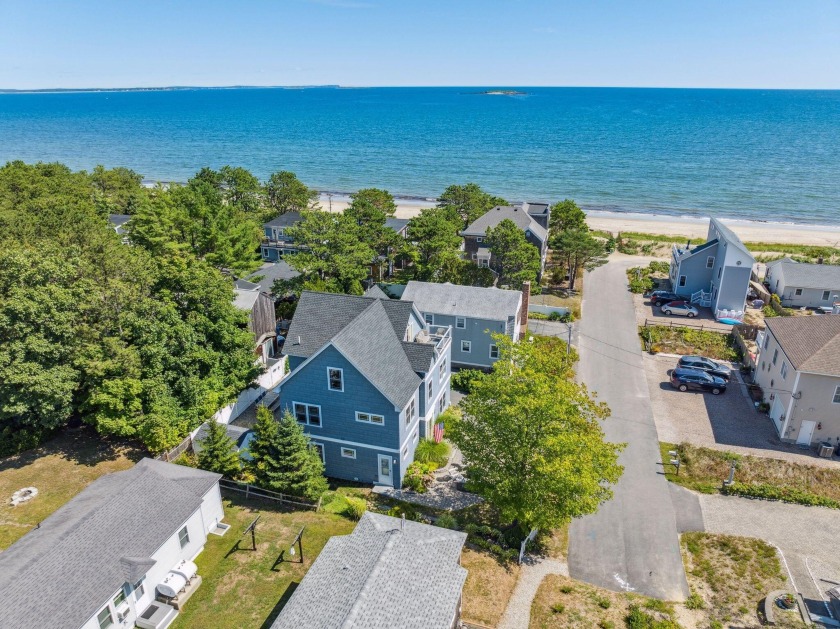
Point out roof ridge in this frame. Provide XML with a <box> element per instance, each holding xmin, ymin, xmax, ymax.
<box><xmin>339</xmin><ymin>528</ymin><xmax>403</xmax><ymax>629</ymax></box>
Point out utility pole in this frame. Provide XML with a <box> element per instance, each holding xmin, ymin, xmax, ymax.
<box><xmin>567</xmin><ymin>323</ymin><xmax>572</xmax><ymax>356</ymax></box>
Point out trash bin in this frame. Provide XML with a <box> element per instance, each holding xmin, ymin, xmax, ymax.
<box><xmin>818</xmin><ymin>442</ymin><xmax>834</xmax><ymax>458</ymax></box>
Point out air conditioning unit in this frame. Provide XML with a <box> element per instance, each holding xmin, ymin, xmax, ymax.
<box><xmin>818</xmin><ymin>442</ymin><xmax>835</xmax><ymax>458</ymax></box>
<box><xmin>116</xmin><ymin>601</ymin><xmax>131</xmax><ymax>623</ymax></box>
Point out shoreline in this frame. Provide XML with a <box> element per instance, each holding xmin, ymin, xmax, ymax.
<box><xmin>318</xmin><ymin>194</ymin><xmax>840</xmax><ymax>247</ymax></box>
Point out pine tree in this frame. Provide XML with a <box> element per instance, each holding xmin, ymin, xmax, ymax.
<box><xmin>196</xmin><ymin>420</ymin><xmax>242</xmax><ymax>478</ymax></box>
<box><xmin>249</xmin><ymin>407</ymin><xmax>328</xmax><ymax>500</ymax></box>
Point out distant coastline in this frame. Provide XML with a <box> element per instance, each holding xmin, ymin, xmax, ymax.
<box><xmin>0</xmin><ymin>85</ymin><xmax>340</xmax><ymax>94</ymax></box>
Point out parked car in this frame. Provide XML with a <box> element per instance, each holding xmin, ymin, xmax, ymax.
<box><xmin>649</xmin><ymin>290</ymin><xmax>683</xmax><ymax>307</ymax></box>
<box><xmin>677</xmin><ymin>355</ymin><xmax>732</xmax><ymax>380</ymax></box>
<box><xmin>661</xmin><ymin>301</ymin><xmax>699</xmax><ymax>317</ymax></box>
<box><xmin>669</xmin><ymin>367</ymin><xmax>727</xmax><ymax>395</ymax></box>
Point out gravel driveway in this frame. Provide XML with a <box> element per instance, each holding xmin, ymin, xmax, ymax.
<box><xmin>644</xmin><ymin>353</ymin><xmax>839</xmax><ymax>467</ymax></box>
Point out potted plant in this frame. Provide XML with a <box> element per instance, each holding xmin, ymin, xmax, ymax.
<box><xmin>776</xmin><ymin>593</ymin><xmax>796</xmax><ymax>610</ymax></box>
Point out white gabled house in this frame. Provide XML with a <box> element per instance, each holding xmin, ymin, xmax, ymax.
<box><xmin>0</xmin><ymin>459</ymin><xmax>226</xmax><ymax>629</ymax></box>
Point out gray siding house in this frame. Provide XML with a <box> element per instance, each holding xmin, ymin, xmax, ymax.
<box><xmin>669</xmin><ymin>218</ymin><xmax>755</xmax><ymax>316</ymax></box>
<box><xmin>754</xmin><ymin>316</ymin><xmax>840</xmax><ymax>450</ymax></box>
<box><xmin>278</xmin><ymin>291</ymin><xmax>452</xmax><ymax>488</ymax></box>
<box><xmin>271</xmin><ymin>512</ymin><xmax>467</xmax><ymax>629</ymax></box>
<box><xmin>461</xmin><ymin>204</ymin><xmax>549</xmax><ymax>279</ymax></box>
<box><xmin>401</xmin><ymin>281</ymin><xmax>524</xmax><ymax>368</ymax></box>
<box><xmin>765</xmin><ymin>259</ymin><xmax>840</xmax><ymax>309</ymax></box>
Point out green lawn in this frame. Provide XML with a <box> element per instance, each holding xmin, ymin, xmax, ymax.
<box><xmin>0</xmin><ymin>428</ymin><xmax>143</xmax><ymax>550</ymax></box>
<box><xmin>171</xmin><ymin>494</ymin><xmax>356</xmax><ymax>629</ymax></box>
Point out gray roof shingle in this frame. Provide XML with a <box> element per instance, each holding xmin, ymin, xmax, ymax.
<box><xmin>777</xmin><ymin>261</ymin><xmax>840</xmax><ymax>290</ymax></box>
<box><xmin>271</xmin><ymin>512</ymin><xmax>467</xmax><ymax>629</ymax></box>
<box><xmin>0</xmin><ymin>459</ymin><xmax>220</xmax><ymax>629</ymax></box>
<box><xmin>709</xmin><ymin>217</ymin><xmax>753</xmax><ymax>258</ymax></box>
<box><xmin>264</xmin><ymin>211</ymin><xmax>302</xmax><ymax>229</ymax></box>
<box><xmin>401</xmin><ymin>281</ymin><xmax>522</xmax><ymax>322</ymax></box>
<box><xmin>766</xmin><ymin>316</ymin><xmax>840</xmax><ymax>376</ymax></box>
<box><xmin>385</xmin><ymin>217</ymin><xmax>409</xmax><ymax>234</ymax></box>
<box><xmin>461</xmin><ymin>205</ymin><xmax>548</xmax><ymax>242</ymax></box>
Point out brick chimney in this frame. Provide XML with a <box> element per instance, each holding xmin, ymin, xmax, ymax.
<box><xmin>519</xmin><ymin>281</ymin><xmax>531</xmax><ymax>339</ymax></box>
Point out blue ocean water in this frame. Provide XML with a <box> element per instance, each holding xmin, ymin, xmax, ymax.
<box><xmin>0</xmin><ymin>87</ymin><xmax>839</xmax><ymax>225</ymax></box>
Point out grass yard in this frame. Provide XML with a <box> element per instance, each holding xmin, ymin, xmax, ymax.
<box><xmin>681</xmin><ymin>533</ymin><xmax>805</xmax><ymax>629</ymax></box>
<box><xmin>0</xmin><ymin>428</ymin><xmax>143</xmax><ymax>550</ymax></box>
<box><xmin>170</xmin><ymin>494</ymin><xmax>356</xmax><ymax>629</ymax></box>
<box><xmin>531</xmin><ymin>574</ymin><xmax>682</xmax><ymax>628</ymax></box>
<box><xmin>461</xmin><ymin>548</ymin><xmax>520</xmax><ymax>627</ymax></box>
<box><xmin>660</xmin><ymin>442</ymin><xmax>840</xmax><ymax>507</ymax></box>
<box><xmin>640</xmin><ymin>326</ymin><xmax>739</xmax><ymax>361</ymax></box>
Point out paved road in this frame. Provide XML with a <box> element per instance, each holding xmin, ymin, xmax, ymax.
<box><xmin>568</xmin><ymin>255</ymin><xmax>690</xmax><ymax>601</ymax></box>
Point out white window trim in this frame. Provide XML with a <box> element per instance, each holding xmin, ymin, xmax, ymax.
<box><xmin>311</xmin><ymin>442</ymin><xmax>325</xmax><ymax>463</ymax></box>
<box><xmin>678</xmin><ymin>275</ymin><xmax>687</xmax><ymax>287</ymax></box>
<box><xmin>794</xmin><ymin>288</ymin><xmax>803</xmax><ymax>296</ymax></box>
<box><xmin>424</xmin><ymin>313</ymin><xmax>434</xmax><ymax>325</ymax></box>
<box><xmin>489</xmin><ymin>344</ymin><xmax>499</xmax><ymax>359</ymax></box>
<box><xmin>455</xmin><ymin>316</ymin><xmax>466</xmax><ymax>329</ymax></box>
<box><xmin>178</xmin><ymin>525</ymin><xmax>190</xmax><ymax>549</ymax></box>
<box><xmin>405</xmin><ymin>398</ymin><xmax>415</xmax><ymax>426</ymax></box>
<box><xmin>355</xmin><ymin>411</ymin><xmax>385</xmax><ymax>426</ymax></box>
<box><xmin>293</xmin><ymin>402</ymin><xmax>323</xmax><ymax>427</ymax></box>
<box><xmin>706</xmin><ymin>256</ymin><xmax>715</xmax><ymax>268</ymax></box>
<box><xmin>327</xmin><ymin>367</ymin><xmax>344</xmax><ymax>392</ymax></box>
<box><xmin>780</xmin><ymin>362</ymin><xmax>788</xmax><ymax>379</ymax></box>
<box><xmin>439</xmin><ymin>361</ymin><xmax>446</xmax><ymax>382</ymax></box>
<box><xmin>833</xmin><ymin>385</ymin><xmax>840</xmax><ymax>405</ymax></box>
<box><xmin>823</xmin><ymin>290</ymin><xmax>831</xmax><ymax>301</ymax></box>
<box><xmin>427</xmin><ymin>380</ymin><xmax>433</xmax><ymax>399</ymax></box>
<box><xmin>402</xmin><ymin>446</ymin><xmax>409</xmax><ymax>459</ymax></box>
<box><xmin>772</xmin><ymin>349</ymin><xmax>778</xmax><ymax>366</ymax></box>
<box><xmin>341</xmin><ymin>447</ymin><xmax>357</xmax><ymax>459</ymax></box>
<box><xmin>461</xmin><ymin>340</ymin><xmax>471</xmax><ymax>353</ymax></box>
<box><xmin>97</xmin><ymin>606</ymin><xmax>114</xmax><ymax>629</ymax></box>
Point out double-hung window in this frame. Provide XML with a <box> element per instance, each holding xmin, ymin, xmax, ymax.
<box><xmin>455</xmin><ymin>317</ymin><xmax>466</xmax><ymax>329</ymax></box>
<box><xmin>113</xmin><ymin>590</ymin><xmax>127</xmax><ymax>608</ymax></box>
<box><xmin>405</xmin><ymin>398</ymin><xmax>415</xmax><ymax>426</ymax></box>
<box><xmin>356</xmin><ymin>411</ymin><xmax>384</xmax><ymax>425</ymax></box>
<box><xmin>706</xmin><ymin>256</ymin><xmax>715</xmax><ymax>268</ymax></box>
<box><xmin>424</xmin><ymin>313</ymin><xmax>434</xmax><ymax>325</ymax></box>
<box><xmin>780</xmin><ymin>362</ymin><xmax>788</xmax><ymax>379</ymax></box>
<box><xmin>427</xmin><ymin>379</ymin><xmax>433</xmax><ymax>400</ymax></box>
<box><xmin>327</xmin><ymin>367</ymin><xmax>343</xmax><ymax>392</ymax></box>
<box><xmin>833</xmin><ymin>386</ymin><xmax>840</xmax><ymax>404</ymax></box>
<box><xmin>97</xmin><ymin>607</ymin><xmax>114</xmax><ymax>629</ymax></box>
<box><xmin>678</xmin><ymin>275</ymin><xmax>686</xmax><ymax>287</ymax></box>
<box><xmin>294</xmin><ymin>403</ymin><xmax>322</xmax><ymax>426</ymax></box>
<box><xmin>312</xmin><ymin>443</ymin><xmax>325</xmax><ymax>462</ymax></box>
<box><xmin>461</xmin><ymin>340</ymin><xmax>471</xmax><ymax>353</ymax></box>
<box><xmin>134</xmin><ymin>579</ymin><xmax>145</xmax><ymax>600</ymax></box>
<box><xmin>823</xmin><ymin>290</ymin><xmax>832</xmax><ymax>301</ymax></box>
<box><xmin>439</xmin><ymin>358</ymin><xmax>446</xmax><ymax>382</ymax></box>
<box><xmin>489</xmin><ymin>344</ymin><xmax>499</xmax><ymax>359</ymax></box>
<box><xmin>178</xmin><ymin>525</ymin><xmax>190</xmax><ymax>549</ymax></box>
<box><xmin>772</xmin><ymin>349</ymin><xmax>779</xmax><ymax>366</ymax></box>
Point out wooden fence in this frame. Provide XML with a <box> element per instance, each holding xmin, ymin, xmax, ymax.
<box><xmin>219</xmin><ymin>478</ymin><xmax>321</xmax><ymax>511</ymax></box>
<box><xmin>156</xmin><ymin>435</ymin><xmax>193</xmax><ymax>463</ymax></box>
<box><xmin>643</xmin><ymin>318</ymin><xmax>731</xmax><ymax>333</ymax></box>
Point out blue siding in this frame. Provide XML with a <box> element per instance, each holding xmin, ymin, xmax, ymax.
<box><xmin>426</xmin><ymin>313</ymin><xmax>506</xmax><ymax>368</ymax></box>
<box><xmin>277</xmin><ymin>345</ymin><xmax>420</xmax><ymax>487</ymax></box>
<box><xmin>261</xmin><ymin>246</ymin><xmax>281</xmax><ymax>262</ymax></box>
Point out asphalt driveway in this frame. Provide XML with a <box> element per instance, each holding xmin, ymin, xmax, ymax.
<box><xmin>568</xmin><ymin>255</ymin><xmax>689</xmax><ymax>602</ymax></box>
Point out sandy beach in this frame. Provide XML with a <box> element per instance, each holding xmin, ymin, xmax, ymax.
<box><xmin>320</xmin><ymin>196</ymin><xmax>840</xmax><ymax>247</ymax></box>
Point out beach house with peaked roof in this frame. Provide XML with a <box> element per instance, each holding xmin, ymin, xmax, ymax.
<box><xmin>461</xmin><ymin>205</ymin><xmax>549</xmax><ymax>279</ymax></box>
<box><xmin>754</xmin><ymin>316</ymin><xmax>840</xmax><ymax>449</ymax></box>
<box><xmin>401</xmin><ymin>280</ymin><xmax>525</xmax><ymax>368</ymax></box>
<box><xmin>765</xmin><ymin>259</ymin><xmax>840</xmax><ymax>309</ymax></box>
<box><xmin>277</xmin><ymin>291</ymin><xmax>452</xmax><ymax>488</ymax></box>
<box><xmin>261</xmin><ymin>212</ymin><xmax>303</xmax><ymax>261</ymax></box>
<box><xmin>271</xmin><ymin>512</ymin><xmax>467</xmax><ymax>629</ymax></box>
<box><xmin>0</xmin><ymin>459</ymin><xmax>224</xmax><ymax>629</ymax></box>
<box><xmin>668</xmin><ymin>218</ymin><xmax>755</xmax><ymax>317</ymax></box>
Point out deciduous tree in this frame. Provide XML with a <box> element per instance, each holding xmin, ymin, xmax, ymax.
<box><xmin>486</xmin><ymin>219</ymin><xmax>541</xmax><ymax>285</ymax></box>
<box><xmin>449</xmin><ymin>335</ymin><xmax>623</xmax><ymax>530</ymax></box>
<box><xmin>266</xmin><ymin>170</ymin><xmax>318</xmax><ymax>216</ymax></box>
<box><xmin>549</xmin><ymin>199</ymin><xmax>588</xmax><ymax>232</ymax></box>
<box><xmin>438</xmin><ymin>183</ymin><xmax>507</xmax><ymax>227</ymax></box>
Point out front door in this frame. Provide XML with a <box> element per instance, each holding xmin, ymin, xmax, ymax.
<box><xmin>796</xmin><ymin>420</ymin><xmax>816</xmax><ymax>446</ymax></box>
<box><xmin>377</xmin><ymin>454</ymin><xmax>393</xmax><ymax>486</ymax></box>
<box><xmin>769</xmin><ymin>398</ymin><xmax>785</xmax><ymax>435</ymax></box>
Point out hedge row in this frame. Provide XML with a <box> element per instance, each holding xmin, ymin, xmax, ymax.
<box><xmin>721</xmin><ymin>482</ymin><xmax>840</xmax><ymax>509</ymax></box>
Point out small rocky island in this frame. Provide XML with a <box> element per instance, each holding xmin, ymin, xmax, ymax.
<box><xmin>480</xmin><ymin>89</ymin><xmax>527</xmax><ymax>95</ymax></box>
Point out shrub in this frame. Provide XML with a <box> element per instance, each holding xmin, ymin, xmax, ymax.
<box><xmin>685</xmin><ymin>592</ymin><xmax>704</xmax><ymax>610</ymax></box>
<box><xmin>560</xmin><ymin>584</ymin><xmax>575</xmax><ymax>594</ymax></box>
<box><xmin>345</xmin><ymin>496</ymin><xmax>367</xmax><ymax>521</ymax></box>
<box><xmin>721</xmin><ymin>482</ymin><xmax>840</xmax><ymax>509</ymax></box>
<box><xmin>598</xmin><ymin>621</ymin><xmax>615</xmax><ymax>629</ymax></box>
<box><xmin>594</xmin><ymin>595</ymin><xmax>611</xmax><ymax>609</ymax></box>
<box><xmin>435</xmin><ymin>512</ymin><xmax>459</xmax><ymax>529</ymax></box>
<box><xmin>450</xmin><ymin>369</ymin><xmax>485</xmax><ymax>393</ymax></box>
<box><xmin>414</xmin><ymin>438</ymin><xmax>451</xmax><ymax>468</ymax></box>
<box><xmin>762</xmin><ymin>305</ymin><xmax>778</xmax><ymax>318</ymax></box>
<box><xmin>402</xmin><ymin>461</ymin><xmax>436</xmax><ymax>493</ymax></box>
<box><xmin>386</xmin><ymin>503</ymin><xmax>420</xmax><ymax>521</ymax></box>
<box><xmin>528</xmin><ymin>311</ymin><xmax>549</xmax><ymax>320</ymax></box>
<box><xmin>551</xmin><ymin>603</ymin><xmax>565</xmax><ymax>614</ymax></box>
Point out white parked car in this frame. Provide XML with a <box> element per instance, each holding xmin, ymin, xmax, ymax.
<box><xmin>661</xmin><ymin>301</ymin><xmax>699</xmax><ymax>318</ymax></box>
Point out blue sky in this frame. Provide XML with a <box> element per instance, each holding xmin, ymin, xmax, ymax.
<box><xmin>2</xmin><ymin>0</ymin><xmax>839</xmax><ymax>89</ymax></box>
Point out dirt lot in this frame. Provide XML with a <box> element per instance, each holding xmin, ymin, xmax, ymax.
<box><xmin>644</xmin><ymin>353</ymin><xmax>838</xmax><ymax>467</ymax></box>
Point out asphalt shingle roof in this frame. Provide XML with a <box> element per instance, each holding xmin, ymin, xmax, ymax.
<box><xmin>246</xmin><ymin>261</ymin><xmax>300</xmax><ymax>293</ymax></box>
<box><xmin>461</xmin><ymin>205</ymin><xmax>548</xmax><ymax>242</ymax></box>
<box><xmin>401</xmin><ymin>281</ymin><xmax>522</xmax><ymax>322</ymax></box>
<box><xmin>766</xmin><ymin>316</ymin><xmax>840</xmax><ymax>377</ymax></box>
<box><xmin>709</xmin><ymin>217</ymin><xmax>753</xmax><ymax>259</ymax></box>
<box><xmin>271</xmin><ymin>512</ymin><xmax>467</xmax><ymax>629</ymax></box>
<box><xmin>776</xmin><ymin>261</ymin><xmax>840</xmax><ymax>290</ymax></box>
<box><xmin>385</xmin><ymin>217</ymin><xmax>409</xmax><ymax>234</ymax></box>
<box><xmin>0</xmin><ymin>459</ymin><xmax>220</xmax><ymax>629</ymax></box>
<box><xmin>264</xmin><ymin>211</ymin><xmax>302</xmax><ymax>229</ymax></box>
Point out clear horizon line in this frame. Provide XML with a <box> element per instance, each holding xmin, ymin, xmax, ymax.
<box><xmin>3</xmin><ymin>84</ymin><xmax>840</xmax><ymax>93</ymax></box>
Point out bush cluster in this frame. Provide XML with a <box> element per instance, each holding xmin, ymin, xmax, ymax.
<box><xmin>402</xmin><ymin>461</ymin><xmax>437</xmax><ymax>493</ymax></box>
<box><xmin>450</xmin><ymin>368</ymin><xmax>485</xmax><ymax>393</ymax></box>
<box><xmin>464</xmin><ymin>523</ymin><xmax>519</xmax><ymax>562</ymax></box>
<box><xmin>721</xmin><ymin>482</ymin><xmax>840</xmax><ymax>509</ymax></box>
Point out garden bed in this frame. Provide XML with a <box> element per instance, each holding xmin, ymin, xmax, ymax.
<box><xmin>640</xmin><ymin>326</ymin><xmax>739</xmax><ymax>361</ymax></box>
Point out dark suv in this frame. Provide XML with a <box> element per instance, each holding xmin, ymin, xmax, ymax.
<box><xmin>677</xmin><ymin>355</ymin><xmax>732</xmax><ymax>381</ymax></box>
<box><xmin>649</xmin><ymin>290</ymin><xmax>683</xmax><ymax>307</ymax></box>
<box><xmin>669</xmin><ymin>367</ymin><xmax>727</xmax><ymax>395</ymax></box>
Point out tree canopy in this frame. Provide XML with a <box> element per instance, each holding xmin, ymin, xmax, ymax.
<box><xmin>437</xmin><ymin>183</ymin><xmax>507</xmax><ymax>228</ymax></box>
<box><xmin>0</xmin><ymin>161</ymin><xmax>262</xmax><ymax>455</ymax></box>
<box><xmin>486</xmin><ymin>219</ymin><xmax>541</xmax><ymax>286</ymax></box>
<box><xmin>449</xmin><ymin>335</ymin><xmax>623</xmax><ymax>530</ymax></box>
<box><xmin>551</xmin><ymin>229</ymin><xmax>609</xmax><ymax>291</ymax></box>
<box><xmin>197</xmin><ymin>420</ymin><xmax>242</xmax><ymax>478</ymax></box>
<box><xmin>266</xmin><ymin>170</ymin><xmax>319</xmax><ymax>216</ymax></box>
<box><xmin>549</xmin><ymin>199</ymin><xmax>588</xmax><ymax>233</ymax></box>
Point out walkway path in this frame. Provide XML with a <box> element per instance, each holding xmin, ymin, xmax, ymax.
<box><xmin>568</xmin><ymin>255</ymin><xmax>690</xmax><ymax>601</ymax></box>
<box><xmin>497</xmin><ymin>557</ymin><xmax>568</xmax><ymax>629</ymax></box>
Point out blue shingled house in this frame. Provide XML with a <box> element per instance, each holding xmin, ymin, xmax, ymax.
<box><xmin>260</xmin><ymin>212</ymin><xmax>303</xmax><ymax>261</ymax></box>
<box><xmin>277</xmin><ymin>290</ymin><xmax>452</xmax><ymax>488</ymax></box>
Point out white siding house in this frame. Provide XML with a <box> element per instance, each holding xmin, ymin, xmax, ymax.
<box><xmin>765</xmin><ymin>259</ymin><xmax>840</xmax><ymax>309</ymax></box>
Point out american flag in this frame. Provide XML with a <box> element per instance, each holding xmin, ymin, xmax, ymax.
<box><xmin>433</xmin><ymin>422</ymin><xmax>445</xmax><ymax>443</ymax></box>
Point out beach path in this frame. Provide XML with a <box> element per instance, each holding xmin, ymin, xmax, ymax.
<box><xmin>568</xmin><ymin>254</ymin><xmax>690</xmax><ymax>602</ymax></box>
